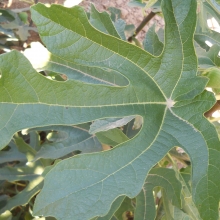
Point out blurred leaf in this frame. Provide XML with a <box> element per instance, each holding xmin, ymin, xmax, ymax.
<box><xmin>0</xmin><ymin>176</ymin><xmax>44</xmax><ymax>214</ymax></box>
<box><xmin>0</xmin><ymin>141</ymin><xmax>26</xmax><ymax>164</ymax></box>
<box><xmin>92</xmin><ymin>196</ymin><xmax>125</xmax><ymax>220</ymax></box>
<box><xmin>134</xmin><ymin>168</ymin><xmax>182</xmax><ymax>220</ymax></box>
<box><xmin>33</xmin><ymin>125</ymin><xmax>102</xmax><ymax>161</ymax></box>
<box><xmin>108</xmin><ymin>7</ymin><xmax>122</xmax><ymax>22</ymax></box>
<box><xmin>114</xmin><ymin>19</ymin><xmax>126</xmax><ymax>40</ymax></box>
<box><xmin>128</xmin><ymin>0</ymin><xmax>146</xmax><ymax>7</ymax></box>
<box><xmin>0</xmin><ymin>9</ymin><xmax>37</xmax><ymax>41</ymax></box>
<box><xmin>29</xmin><ymin>131</ymin><xmax>41</xmax><ymax>151</ymax></box>
<box><xmin>14</xmin><ymin>135</ymin><xmax>36</xmax><ymax>162</ymax></box>
<box><xmin>0</xmin><ymin>9</ymin><xmax>15</xmax><ymax>23</ymax></box>
<box><xmin>145</xmin><ymin>0</ymin><xmax>159</xmax><ymax>10</ymax></box>
<box><xmin>124</xmin><ymin>24</ymin><xmax>135</xmax><ymax>38</ymax></box>
<box><xmin>206</xmin><ymin>0</ymin><xmax>220</xmax><ymax>14</ymax></box>
<box><xmin>0</xmin><ymin>210</ymin><xmax>12</xmax><ymax>220</ymax></box>
<box><xmin>197</xmin><ymin>44</ymin><xmax>220</xmax><ymax>69</ymax></box>
<box><xmin>195</xmin><ymin>2</ymin><xmax>220</xmax><ymax>50</ymax></box>
<box><xmin>96</xmin><ymin>128</ymin><xmax>129</xmax><ymax>146</ymax></box>
<box><xmin>15</xmin><ymin>26</ymin><xmax>37</xmax><ymax>41</ymax></box>
<box><xmin>0</xmin><ymin>163</ymin><xmax>43</xmax><ymax>181</ymax></box>
<box><xmin>18</xmin><ymin>12</ymin><xmax>28</xmax><ymax>24</ymax></box>
<box><xmin>143</xmin><ymin>24</ymin><xmax>163</xmax><ymax>56</ymax></box>
<box><xmin>114</xmin><ymin>197</ymin><xmax>134</xmax><ymax>219</ymax></box>
<box><xmin>0</xmin><ymin>27</ymin><xmax>16</xmax><ymax>38</ymax></box>
<box><xmin>89</xmin><ymin>4</ymin><xmax>121</xmax><ymax>39</ymax></box>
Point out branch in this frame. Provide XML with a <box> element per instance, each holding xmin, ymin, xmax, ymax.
<box><xmin>128</xmin><ymin>11</ymin><xmax>156</xmax><ymax>42</ymax></box>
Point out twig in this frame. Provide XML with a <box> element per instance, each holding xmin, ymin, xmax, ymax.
<box><xmin>128</xmin><ymin>11</ymin><xmax>156</xmax><ymax>42</ymax></box>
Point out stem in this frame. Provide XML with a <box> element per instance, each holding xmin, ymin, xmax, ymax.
<box><xmin>128</xmin><ymin>11</ymin><xmax>156</xmax><ymax>42</ymax></box>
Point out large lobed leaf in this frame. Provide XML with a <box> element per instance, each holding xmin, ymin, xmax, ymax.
<box><xmin>0</xmin><ymin>0</ymin><xmax>219</xmax><ymax>219</ymax></box>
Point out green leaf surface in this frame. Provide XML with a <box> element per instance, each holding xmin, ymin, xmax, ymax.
<box><xmin>206</xmin><ymin>0</ymin><xmax>220</xmax><ymax>14</ymax></box>
<box><xmin>0</xmin><ymin>141</ymin><xmax>26</xmax><ymax>164</ymax></box>
<box><xmin>0</xmin><ymin>9</ymin><xmax>37</xmax><ymax>41</ymax></box>
<box><xmin>33</xmin><ymin>125</ymin><xmax>102</xmax><ymax>161</ymax></box>
<box><xmin>194</xmin><ymin>2</ymin><xmax>220</xmax><ymax>50</ymax></box>
<box><xmin>198</xmin><ymin>44</ymin><xmax>220</xmax><ymax>69</ymax></box>
<box><xmin>92</xmin><ymin>196</ymin><xmax>125</xmax><ymax>220</ymax></box>
<box><xmin>0</xmin><ymin>165</ymin><xmax>41</xmax><ymax>181</ymax></box>
<box><xmin>134</xmin><ymin>168</ymin><xmax>182</xmax><ymax>220</ymax></box>
<box><xmin>89</xmin><ymin>4</ymin><xmax>121</xmax><ymax>39</ymax></box>
<box><xmin>114</xmin><ymin>196</ymin><xmax>134</xmax><ymax>219</ymax></box>
<box><xmin>143</xmin><ymin>24</ymin><xmax>163</xmax><ymax>56</ymax></box>
<box><xmin>14</xmin><ymin>135</ymin><xmax>36</xmax><ymax>162</ymax></box>
<box><xmin>96</xmin><ymin>128</ymin><xmax>129</xmax><ymax>146</ymax></box>
<box><xmin>0</xmin><ymin>9</ymin><xmax>15</xmax><ymax>23</ymax></box>
<box><xmin>108</xmin><ymin>7</ymin><xmax>122</xmax><ymax>22</ymax></box>
<box><xmin>113</xmin><ymin>19</ymin><xmax>126</xmax><ymax>40</ymax></box>
<box><xmin>0</xmin><ymin>0</ymin><xmax>219</xmax><ymax>219</ymax></box>
<box><xmin>24</xmin><ymin>42</ymin><xmax>129</xmax><ymax>86</ymax></box>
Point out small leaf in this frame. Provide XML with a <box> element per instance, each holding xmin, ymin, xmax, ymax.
<box><xmin>197</xmin><ymin>44</ymin><xmax>220</xmax><ymax>69</ymax></box>
<box><xmin>202</xmin><ymin>67</ymin><xmax>220</xmax><ymax>88</ymax></box>
<box><xmin>0</xmin><ymin>9</ymin><xmax>15</xmax><ymax>23</ymax></box>
<box><xmin>114</xmin><ymin>197</ymin><xmax>134</xmax><ymax>219</ymax></box>
<box><xmin>114</xmin><ymin>19</ymin><xmax>126</xmax><ymax>40</ymax></box>
<box><xmin>93</xmin><ymin>196</ymin><xmax>125</xmax><ymax>220</ymax></box>
<box><xmin>89</xmin><ymin>4</ymin><xmax>121</xmax><ymax>39</ymax></box>
<box><xmin>18</xmin><ymin>12</ymin><xmax>28</xmax><ymax>24</ymax></box>
<box><xmin>34</xmin><ymin>125</ymin><xmax>102</xmax><ymax>161</ymax></box>
<box><xmin>134</xmin><ymin>168</ymin><xmax>182</xmax><ymax>220</ymax></box>
<box><xmin>143</xmin><ymin>24</ymin><xmax>163</xmax><ymax>56</ymax></box>
<box><xmin>108</xmin><ymin>7</ymin><xmax>122</xmax><ymax>22</ymax></box>
<box><xmin>14</xmin><ymin>135</ymin><xmax>36</xmax><ymax>162</ymax></box>
<box><xmin>0</xmin><ymin>141</ymin><xmax>26</xmax><ymax>164</ymax></box>
<box><xmin>15</xmin><ymin>26</ymin><xmax>37</xmax><ymax>41</ymax></box>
